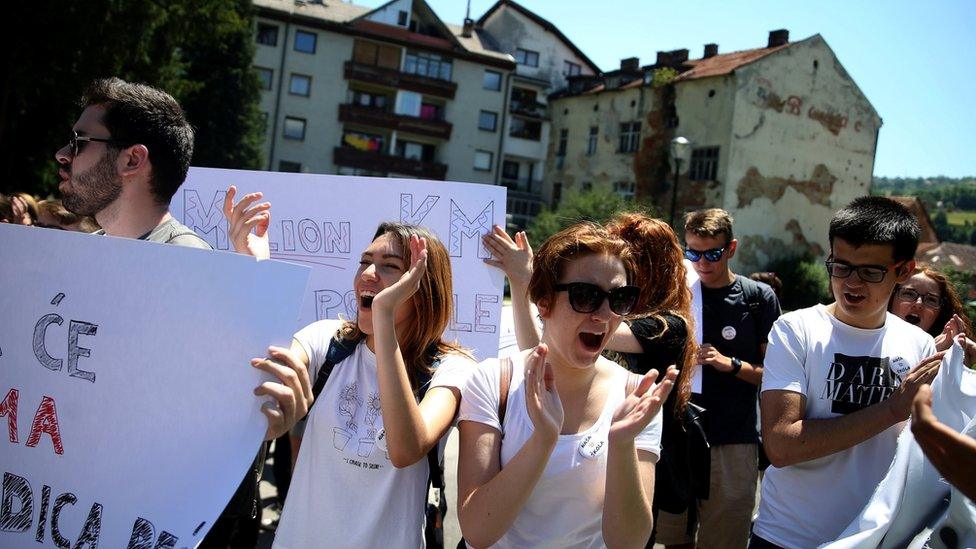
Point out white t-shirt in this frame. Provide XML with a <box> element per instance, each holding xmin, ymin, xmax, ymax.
<box><xmin>459</xmin><ymin>353</ymin><xmax>663</xmax><ymax>548</ymax></box>
<box><xmin>754</xmin><ymin>305</ymin><xmax>937</xmax><ymax>548</ymax></box>
<box><xmin>273</xmin><ymin>319</ymin><xmax>474</xmax><ymax>549</ymax></box>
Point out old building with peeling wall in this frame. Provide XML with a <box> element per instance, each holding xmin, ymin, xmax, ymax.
<box><xmin>546</xmin><ymin>30</ymin><xmax>881</xmax><ymax>273</ymax></box>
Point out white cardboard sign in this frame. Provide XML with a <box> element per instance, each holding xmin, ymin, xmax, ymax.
<box><xmin>169</xmin><ymin>167</ymin><xmax>507</xmax><ymax>360</ymax></box>
<box><xmin>0</xmin><ymin>224</ymin><xmax>310</xmax><ymax>548</ymax></box>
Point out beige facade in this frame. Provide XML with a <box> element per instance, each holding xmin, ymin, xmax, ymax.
<box><xmin>546</xmin><ymin>31</ymin><xmax>881</xmax><ymax>273</ymax></box>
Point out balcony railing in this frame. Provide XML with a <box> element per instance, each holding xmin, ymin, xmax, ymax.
<box><xmin>334</xmin><ymin>147</ymin><xmax>448</xmax><ymax>180</ymax></box>
<box><xmin>510</xmin><ymin>100</ymin><xmax>548</xmax><ymax>120</ymax></box>
<box><xmin>506</xmin><ymin>190</ymin><xmax>545</xmax><ymax>231</ymax></box>
<box><xmin>339</xmin><ymin>104</ymin><xmax>452</xmax><ymax>140</ymax></box>
<box><xmin>344</xmin><ymin>61</ymin><xmax>457</xmax><ymax>99</ymax></box>
<box><xmin>501</xmin><ymin>177</ymin><xmax>538</xmax><ymax>194</ymax></box>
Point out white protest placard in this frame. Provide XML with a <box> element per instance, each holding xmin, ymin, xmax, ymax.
<box><xmin>0</xmin><ymin>224</ymin><xmax>310</xmax><ymax>548</ymax></box>
<box><xmin>170</xmin><ymin>167</ymin><xmax>507</xmax><ymax>360</ymax></box>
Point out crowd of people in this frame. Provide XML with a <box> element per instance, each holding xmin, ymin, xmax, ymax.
<box><xmin>6</xmin><ymin>76</ymin><xmax>976</xmax><ymax>548</ymax></box>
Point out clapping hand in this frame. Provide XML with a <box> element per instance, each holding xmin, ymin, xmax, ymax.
<box><xmin>223</xmin><ymin>185</ymin><xmax>271</xmax><ymax>259</ymax></box>
<box><xmin>523</xmin><ymin>344</ymin><xmax>563</xmax><ymax>440</ymax></box>
<box><xmin>609</xmin><ymin>367</ymin><xmax>676</xmax><ymax>446</ymax></box>
<box><xmin>370</xmin><ymin>234</ymin><xmax>428</xmax><ymax>314</ymax></box>
<box><xmin>482</xmin><ymin>225</ymin><xmax>533</xmax><ymax>287</ymax></box>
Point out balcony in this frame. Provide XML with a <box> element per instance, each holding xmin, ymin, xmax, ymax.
<box><xmin>344</xmin><ymin>61</ymin><xmax>457</xmax><ymax>99</ymax></box>
<box><xmin>510</xmin><ymin>100</ymin><xmax>548</xmax><ymax>120</ymax></box>
<box><xmin>339</xmin><ymin>104</ymin><xmax>452</xmax><ymax>140</ymax></box>
<box><xmin>506</xmin><ymin>190</ymin><xmax>545</xmax><ymax>231</ymax></box>
<box><xmin>333</xmin><ymin>147</ymin><xmax>448</xmax><ymax>180</ymax></box>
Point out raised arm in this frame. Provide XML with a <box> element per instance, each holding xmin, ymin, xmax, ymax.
<box><xmin>223</xmin><ymin>185</ymin><xmax>271</xmax><ymax>259</ymax></box>
<box><xmin>762</xmin><ymin>351</ymin><xmax>944</xmax><ymax>467</ymax></box>
<box><xmin>458</xmin><ymin>346</ymin><xmax>562</xmax><ymax>548</ymax></box>
<box><xmin>483</xmin><ymin>226</ymin><xmax>541</xmax><ymax>350</ymax></box>
<box><xmin>603</xmin><ymin>368</ymin><xmax>676</xmax><ymax>548</ymax></box>
<box><xmin>370</xmin><ymin>235</ymin><xmax>458</xmax><ymax>467</ymax></box>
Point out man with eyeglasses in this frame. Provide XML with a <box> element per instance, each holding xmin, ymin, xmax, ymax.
<box><xmin>55</xmin><ymin>78</ymin><xmax>209</xmax><ymax>248</ymax></box>
<box><xmin>751</xmin><ymin>197</ymin><xmax>943</xmax><ymax>548</ymax></box>
<box><xmin>654</xmin><ymin>208</ymin><xmax>781</xmax><ymax>549</ymax></box>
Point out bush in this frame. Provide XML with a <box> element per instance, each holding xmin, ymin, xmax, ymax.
<box><xmin>765</xmin><ymin>254</ymin><xmax>831</xmax><ymax>312</ymax></box>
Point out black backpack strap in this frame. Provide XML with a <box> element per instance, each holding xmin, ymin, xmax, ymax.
<box><xmin>497</xmin><ymin>357</ymin><xmax>514</xmax><ymax>435</ymax></box>
<box><xmin>305</xmin><ymin>335</ymin><xmax>359</xmax><ymax>418</ymax></box>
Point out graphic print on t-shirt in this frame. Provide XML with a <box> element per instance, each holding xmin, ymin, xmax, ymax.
<box><xmin>359</xmin><ymin>391</ymin><xmax>383</xmax><ymax>458</ymax></box>
<box><xmin>334</xmin><ymin>382</ymin><xmax>363</xmax><ymax>450</ymax></box>
<box><xmin>822</xmin><ymin>353</ymin><xmax>898</xmax><ymax>414</ymax></box>
<box><xmin>332</xmin><ymin>382</ymin><xmax>390</xmax><ymax>463</ymax></box>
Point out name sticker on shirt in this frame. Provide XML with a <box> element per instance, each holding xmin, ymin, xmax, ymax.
<box><xmin>722</xmin><ymin>326</ymin><xmax>737</xmax><ymax>340</ymax></box>
<box><xmin>375</xmin><ymin>428</ymin><xmax>388</xmax><ymax>452</ymax></box>
<box><xmin>890</xmin><ymin>356</ymin><xmax>912</xmax><ymax>380</ymax></box>
<box><xmin>578</xmin><ymin>434</ymin><xmax>608</xmax><ymax>460</ymax></box>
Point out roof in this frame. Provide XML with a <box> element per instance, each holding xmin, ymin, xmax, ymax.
<box><xmin>445</xmin><ymin>24</ymin><xmax>513</xmax><ymax>62</ymax></box>
<box><xmin>253</xmin><ymin>0</ymin><xmax>370</xmax><ymax>23</ymax></box>
<box><xmin>476</xmin><ymin>0</ymin><xmax>601</xmax><ymax>74</ymax></box>
<box><xmin>890</xmin><ymin>195</ymin><xmax>940</xmax><ymax>252</ymax></box>
<box><xmin>919</xmin><ymin>241</ymin><xmax>976</xmax><ymax>273</ymax></box>
<box><xmin>673</xmin><ymin>43</ymin><xmax>790</xmax><ymax>82</ymax></box>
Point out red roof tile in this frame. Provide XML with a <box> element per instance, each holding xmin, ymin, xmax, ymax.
<box><xmin>674</xmin><ymin>44</ymin><xmax>790</xmax><ymax>82</ymax></box>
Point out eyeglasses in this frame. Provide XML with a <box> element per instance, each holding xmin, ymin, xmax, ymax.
<box><xmin>895</xmin><ymin>287</ymin><xmax>942</xmax><ymax>310</ymax></box>
<box><xmin>824</xmin><ymin>260</ymin><xmax>898</xmax><ymax>284</ymax></box>
<box><xmin>554</xmin><ymin>282</ymin><xmax>640</xmax><ymax>315</ymax></box>
<box><xmin>684</xmin><ymin>247</ymin><xmax>726</xmax><ymax>263</ymax></box>
<box><xmin>67</xmin><ymin>131</ymin><xmax>124</xmax><ymax>157</ymax></box>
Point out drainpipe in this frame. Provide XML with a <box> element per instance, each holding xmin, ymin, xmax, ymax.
<box><xmin>267</xmin><ymin>20</ymin><xmax>291</xmax><ymax>171</ymax></box>
<box><xmin>495</xmin><ymin>69</ymin><xmax>514</xmax><ymax>185</ymax></box>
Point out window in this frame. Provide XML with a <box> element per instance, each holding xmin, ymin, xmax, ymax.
<box><xmin>581</xmin><ymin>181</ymin><xmax>593</xmax><ymax>191</ymax></box>
<box><xmin>689</xmin><ymin>147</ymin><xmax>720</xmax><ymax>181</ymax></box>
<box><xmin>614</xmin><ymin>180</ymin><xmax>635</xmax><ymax>200</ymax></box>
<box><xmin>349</xmin><ymin>89</ymin><xmax>389</xmax><ymax>110</ymax></box>
<box><xmin>564</xmin><ymin>60</ymin><xmax>581</xmax><ymax>77</ymax></box>
<box><xmin>396</xmin><ymin>91</ymin><xmax>422</xmax><ymax>117</ymax></box>
<box><xmin>619</xmin><ymin>122</ymin><xmax>641</xmax><ymax>153</ymax></box>
<box><xmin>255</xmin><ymin>67</ymin><xmax>273</xmax><ymax>91</ymax></box>
<box><xmin>404</xmin><ymin>51</ymin><xmax>452</xmax><ymax>81</ymax></box>
<box><xmin>474</xmin><ymin>150</ymin><xmax>493</xmax><ymax>171</ymax></box>
<box><xmin>483</xmin><ymin>70</ymin><xmax>502</xmax><ymax>91</ymax></box>
<box><xmin>278</xmin><ymin>160</ymin><xmax>302</xmax><ymax>173</ymax></box>
<box><xmin>557</xmin><ymin>129</ymin><xmax>568</xmax><ymax>157</ymax></box>
<box><xmin>352</xmin><ymin>39</ymin><xmax>401</xmax><ymax>69</ymax></box>
<box><xmin>294</xmin><ymin>30</ymin><xmax>317</xmax><ymax>54</ymax></box>
<box><xmin>479</xmin><ymin>110</ymin><xmax>498</xmax><ymax>131</ymax></box>
<box><xmin>289</xmin><ymin>74</ymin><xmax>311</xmax><ymax>96</ymax></box>
<box><xmin>515</xmin><ymin>48</ymin><xmax>539</xmax><ymax>67</ymax></box>
<box><xmin>397</xmin><ymin>10</ymin><xmax>408</xmax><ymax>26</ymax></box>
<box><xmin>420</xmin><ymin>103</ymin><xmax>443</xmax><ymax>121</ymax></box>
<box><xmin>502</xmin><ymin>160</ymin><xmax>519</xmax><ymax>181</ymax></box>
<box><xmin>342</xmin><ymin>131</ymin><xmax>385</xmax><ymax>152</ymax></box>
<box><xmin>586</xmin><ymin>126</ymin><xmax>598</xmax><ymax>156</ymax></box>
<box><xmin>509</xmin><ymin>117</ymin><xmax>541</xmax><ymax>140</ymax></box>
<box><xmin>283</xmin><ymin>117</ymin><xmax>306</xmax><ymax>140</ymax></box>
<box><xmin>551</xmin><ymin>182</ymin><xmax>562</xmax><ymax>208</ymax></box>
<box><xmin>395</xmin><ymin>140</ymin><xmax>435</xmax><ymax>162</ymax></box>
<box><xmin>256</xmin><ymin>23</ymin><xmax>278</xmax><ymax>46</ymax></box>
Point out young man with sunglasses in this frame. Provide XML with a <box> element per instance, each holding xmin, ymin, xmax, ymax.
<box><xmin>55</xmin><ymin>78</ymin><xmax>209</xmax><ymax>248</ymax></box>
<box><xmin>751</xmin><ymin>197</ymin><xmax>943</xmax><ymax>548</ymax></box>
<box><xmin>652</xmin><ymin>209</ymin><xmax>780</xmax><ymax>549</ymax></box>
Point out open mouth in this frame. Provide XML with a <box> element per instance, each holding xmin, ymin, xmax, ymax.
<box><xmin>843</xmin><ymin>292</ymin><xmax>866</xmax><ymax>305</ymax></box>
<box><xmin>578</xmin><ymin>331</ymin><xmax>605</xmax><ymax>352</ymax></box>
<box><xmin>904</xmin><ymin>313</ymin><xmax>921</xmax><ymax>325</ymax></box>
<box><xmin>359</xmin><ymin>291</ymin><xmax>376</xmax><ymax>309</ymax></box>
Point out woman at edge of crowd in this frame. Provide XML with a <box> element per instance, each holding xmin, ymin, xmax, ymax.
<box><xmin>889</xmin><ymin>265</ymin><xmax>975</xmax><ymax>365</ymax></box>
<box><xmin>458</xmin><ymin>221</ymin><xmax>677</xmax><ymax>548</ymax></box>
<box><xmin>223</xmin><ymin>186</ymin><xmax>476</xmax><ymax>548</ymax></box>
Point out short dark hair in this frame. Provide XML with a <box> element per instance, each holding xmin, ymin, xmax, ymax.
<box><xmin>829</xmin><ymin>196</ymin><xmax>920</xmax><ymax>262</ymax></box>
<box><xmin>81</xmin><ymin>78</ymin><xmax>194</xmax><ymax>204</ymax></box>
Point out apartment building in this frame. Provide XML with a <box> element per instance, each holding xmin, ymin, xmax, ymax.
<box><xmin>252</xmin><ymin>0</ymin><xmax>596</xmax><ymax>230</ymax></box>
<box><xmin>546</xmin><ymin>31</ymin><xmax>882</xmax><ymax>272</ymax></box>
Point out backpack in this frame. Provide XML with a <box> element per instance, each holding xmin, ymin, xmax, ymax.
<box><xmin>740</xmin><ymin>276</ymin><xmax>775</xmax><ymax>471</ymax></box>
<box><xmin>306</xmin><ymin>336</ymin><xmax>447</xmax><ymax>549</ymax></box>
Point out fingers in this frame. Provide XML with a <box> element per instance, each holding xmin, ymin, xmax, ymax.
<box><xmin>268</xmin><ymin>346</ymin><xmax>312</xmax><ymax>403</ymax></box>
<box><xmin>254</xmin><ymin>381</ymin><xmax>297</xmax><ymax>428</ymax></box>
<box><xmin>907</xmin><ymin>352</ymin><xmax>945</xmax><ymax>384</ymax></box>
<box><xmin>516</xmin><ymin>231</ymin><xmax>533</xmax><ymax>254</ymax></box>
<box><xmin>632</xmin><ymin>369</ymin><xmax>660</xmax><ymax>397</ymax></box>
<box><xmin>223</xmin><ymin>186</ymin><xmax>237</xmax><ymax>218</ymax></box>
<box><xmin>252</xmin><ymin>356</ymin><xmax>308</xmax><ymax>421</ymax></box>
<box><xmin>912</xmin><ymin>384</ymin><xmax>936</xmax><ymax>425</ymax></box>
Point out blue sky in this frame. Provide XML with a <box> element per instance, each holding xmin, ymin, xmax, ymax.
<box><xmin>361</xmin><ymin>0</ymin><xmax>975</xmax><ymax>178</ymax></box>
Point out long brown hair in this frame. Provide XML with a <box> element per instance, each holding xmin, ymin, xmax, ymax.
<box><xmin>608</xmin><ymin>212</ymin><xmax>696</xmax><ymax>420</ymax></box>
<box><xmin>338</xmin><ymin>222</ymin><xmax>469</xmax><ymax>391</ymax></box>
<box><xmin>891</xmin><ymin>265</ymin><xmax>973</xmax><ymax>339</ymax></box>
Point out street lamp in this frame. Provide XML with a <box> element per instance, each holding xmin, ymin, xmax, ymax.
<box><xmin>669</xmin><ymin>136</ymin><xmax>692</xmax><ymax>226</ymax></box>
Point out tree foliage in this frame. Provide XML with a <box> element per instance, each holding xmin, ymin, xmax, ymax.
<box><xmin>2</xmin><ymin>0</ymin><xmax>263</xmax><ymax>197</ymax></box>
<box><xmin>765</xmin><ymin>253</ymin><xmax>832</xmax><ymax>312</ymax></box>
<box><xmin>526</xmin><ymin>187</ymin><xmax>656</xmax><ymax>245</ymax></box>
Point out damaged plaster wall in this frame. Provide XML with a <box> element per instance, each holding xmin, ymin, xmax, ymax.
<box><xmin>725</xmin><ymin>34</ymin><xmax>881</xmax><ymax>273</ymax></box>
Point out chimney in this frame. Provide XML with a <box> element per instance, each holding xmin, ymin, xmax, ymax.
<box><xmin>768</xmin><ymin>29</ymin><xmax>789</xmax><ymax>47</ymax></box>
<box><xmin>670</xmin><ymin>48</ymin><xmax>689</xmax><ymax>64</ymax></box>
<box><xmin>620</xmin><ymin>57</ymin><xmax>640</xmax><ymax>72</ymax></box>
<box><xmin>704</xmin><ymin>43</ymin><xmax>718</xmax><ymax>58</ymax></box>
<box><xmin>462</xmin><ymin>18</ymin><xmax>475</xmax><ymax>38</ymax></box>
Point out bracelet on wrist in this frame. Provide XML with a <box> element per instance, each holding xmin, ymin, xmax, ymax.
<box><xmin>729</xmin><ymin>357</ymin><xmax>743</xmax><ymax>376</ymax></box>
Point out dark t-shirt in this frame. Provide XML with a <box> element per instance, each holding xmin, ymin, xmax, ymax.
<box><xmin>694</xmin><ymin>275</ymin><xmax>780</xmax><ymax>445</ymax></box>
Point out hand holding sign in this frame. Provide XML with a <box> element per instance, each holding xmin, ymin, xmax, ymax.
<box><xmin>252</xmin><ymin>345</ymin><xmax>313</xmax><ymax>440</ymax></box>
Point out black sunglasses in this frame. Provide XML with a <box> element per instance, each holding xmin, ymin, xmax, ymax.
<box><xmin>684</xmin><ymin>246</ymin><xmax>726</xmax><ymax>263</ymax></box>
<box><xmin>68</xmin><ymin>130</ymin><xmax>125</xmax><ymax>157</ymax></box>
<box><xmin>554</xmin><ymin>282</ymin><xmax>640</xmax><ymax>315</ymax></box>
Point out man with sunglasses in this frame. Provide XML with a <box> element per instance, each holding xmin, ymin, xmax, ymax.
<box><xmin>654</xmin><ymin>209</ymin><xmax>781</xmax><ymax>549</ymax></box>
<box><xmin>55</xmin><ymin>78</ymin><xmax>209</xmax><ymax>248</ymax></box>
<box><xmin>752</xmin><ymin>197</ymin><xmax>943</xmax><ymax>548</ymax></box>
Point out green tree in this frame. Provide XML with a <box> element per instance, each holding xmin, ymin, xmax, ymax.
<box><xmin>2</xmin><ymin>0</ymin><xmax>262</xmax><ymax>197</ymax></box>
<box><xmin>527</xmin><ymin>187</ymin><xmax>654</xmax><ymax>245</ymax></box>
<box><xmin>765</xmin><ymin>253</ymin><xmax>831</xmax><ymax>312</ymax></box>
